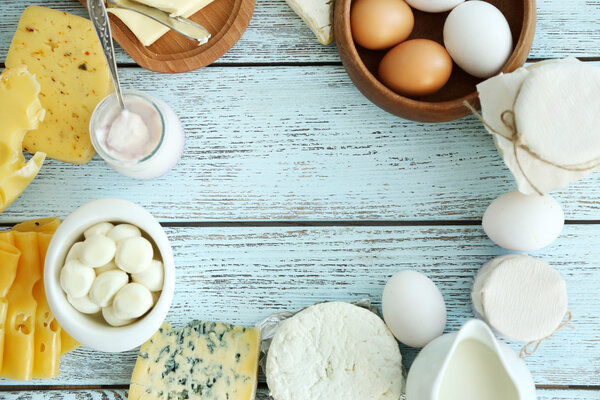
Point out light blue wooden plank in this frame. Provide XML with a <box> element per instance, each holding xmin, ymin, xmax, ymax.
<box><xmin>2</xmin><ymin>65</ymin><xmax>600</xmax><ymax>222</ymax></box>
<box><xmin>1</xmin><ymin>0</ymin><xmax>600</xmax><ymax>63</ymax></box>
<box><xmin>2</xmin><ymin>388</ymin><xmax>599</xmax><ymax>399</ymax></box>
<box><xmin>0</xmin><ymin>224</ymin><xmax>596</xmax><ymax>386</ymax></box>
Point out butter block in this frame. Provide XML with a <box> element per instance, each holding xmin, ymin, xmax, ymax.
<box><xmin>6</xmin><ymin>6</ymin><xmax>112</xmax><ymax>164</ymax></box>
<box><xmin>109</xmin><ymin>0</ymin><xmax>213</xmax><ymax>47</ymax></box>
<box><xmin>129</xmin><ymin>320</ymin><xmax>260</xmax><ymax>399</ymax></box>
<box><xmin>0</xmin><ymin>65</ymin><xmax>46</xmax><ymax>213</ymax></box>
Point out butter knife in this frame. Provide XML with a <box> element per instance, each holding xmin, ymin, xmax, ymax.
<box><xmin>106</xmin><ymin>0</ymin><xmax>211</xmax><ymax>45</ymax></box>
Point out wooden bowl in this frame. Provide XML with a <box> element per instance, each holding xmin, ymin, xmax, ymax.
<box><xmin>79</xmin><ymin>0</ymin><xmax>255</xmax><ymax>73</ymax></box>
<box><xmin>334</xmin><ymin>0</ymin><xmax>536</xmax><ymax>122</ymax></box>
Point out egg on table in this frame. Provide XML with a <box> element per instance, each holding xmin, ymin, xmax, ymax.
<box><xmin>351</xmin><ymin>0</ymin><xmax>414</xmax><ymax>50</ymax></box>
<box><xmin>378</xmin><ymin>39</ymin><xmax>453</xmax><ymax>97</ymax></box>
<box><xmin>443</xmin><ymin>1</ymin><xmax>513</xmax><ymax>78</ymax></box>
<box><xmin>382</xmin><ymin>270</ymin><xmax>447</xmax><ymax>347</ymax></box>
<box><xmin>482</xmin><ymin>191</ymin><xmax>564</xmax><ymax>252</ymax></box>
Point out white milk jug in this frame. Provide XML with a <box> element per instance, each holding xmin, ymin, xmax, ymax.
<box><xmin>406</xmin><ymin>319</ymin><xmax>536</xmax><ymax>400</ymax></box>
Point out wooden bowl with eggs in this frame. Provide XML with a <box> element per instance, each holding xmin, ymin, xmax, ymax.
<box><xmin>334</xmin><ymin>0</ymin><xmax>536</xmax><ymax>122</ymax></box>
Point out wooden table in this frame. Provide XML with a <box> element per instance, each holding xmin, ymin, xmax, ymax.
<box><xmin>2</xmin><ymin>0</ymin><xmax>600</xmax><ymax>399</ymax></box>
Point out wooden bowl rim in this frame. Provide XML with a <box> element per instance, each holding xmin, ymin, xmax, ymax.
<box><xmin>335</xmin><ymin>0</ymin><xmax>537</xmax><ymax>115</ymax></box>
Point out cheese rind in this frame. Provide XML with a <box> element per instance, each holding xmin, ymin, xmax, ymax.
<box><xmin>108</xmin><ymin>0</ymin><xmax>214</xmax><ymax>47</ymax></box>
<box><xmin>6</xmin><ymin>6</ymin><xmax>113</xmax><ymax>164</ymax></box>
<box><xmin>129</xmin><ymin>320</ymin><xmax>260</xmax><ymax>400</ymax></box>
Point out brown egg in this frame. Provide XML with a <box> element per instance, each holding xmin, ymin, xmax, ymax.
<box><xmin>351</xmin><ymin>0</ymin><xmax>414</xmax><ymax>50</ymax></box>
<box><xmin>378</xmin><ymin>39</ymin><xmax>453</xmax><ymax>97</ymax></box>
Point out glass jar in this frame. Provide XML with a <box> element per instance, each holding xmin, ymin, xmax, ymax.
<box><xmin>90</xmin><ymin>90</ymin><xmax>184</xmax><ymax>179</ymax></box>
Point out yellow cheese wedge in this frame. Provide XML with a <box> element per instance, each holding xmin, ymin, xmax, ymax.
<box><xmin>12</xmin><ymin>218</ymin><xmax>61</xmax><ymax>234</ymax></box>
<box><xmin>6</xmin><ymin>6</ymin><xmax>112</xmax><ymax>164</ymax></box>
<box><xmin>108</xmin><ymin>0</ymin><xmax>213</xmax><ymax>46</ymax></box>
<box><xmin>2</xmin><ymin>231</ymin><xmax>40</xmax><ymax>380</ymax></box>
<box><xmin>32</xmin><ymin>232</ymin><xmax>61</xmax><ymax>379</ymax></box>
<box><xmin>0</xmin><ymin>65</ymin><xmax>46</xmax><ymax>213</ymax></box>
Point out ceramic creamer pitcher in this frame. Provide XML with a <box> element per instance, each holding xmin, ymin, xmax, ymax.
<box><xmin>405</xmin><ymin>319</ymin><xmax>536</xmax><ymax>400</ymax></box>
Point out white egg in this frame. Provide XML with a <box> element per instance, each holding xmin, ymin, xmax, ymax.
<box><xmin>382</xmin><ymin>270</ymin><xmax>447</xmax><ymax>348</ymax></box>
<box><xmin>443</xmin><ymin>1</ymin><xmax>513</xmax><ymax>78</ymax></box>
<box><xmin>482</xmin><ymin>191</ymin><xmax>564</xmax><ymax>252</ymax></box>
<box><xmin>406</xmin><ymin>0</ymin><xmax>464</xmax><ymax>13</ymax></box>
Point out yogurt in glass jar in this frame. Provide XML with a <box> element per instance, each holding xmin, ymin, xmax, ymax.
<box><xmin>90</xmin><ymin>90</ymin><xmax>184</xmax><ymax>179</ymax></box>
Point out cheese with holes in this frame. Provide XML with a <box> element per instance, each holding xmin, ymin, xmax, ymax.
<box><xmin>108</xmin><ymin>0</ymin><xmax>214</xmax><ymax>47</ymax></box>
<box><xmin>286</xmin><ymin>0</ymin><xmax>334</xmax><ymax>45</ymax></box>
<box><xmin>129</xmin><ymin>320</ymin><xmax>260</xmax><ymax>399</ymax></box>
<box><xmin>1</xmin><ymin>231</ymin><xmax>40</xmax><ymax>380</ymax></box>
<box><xmin>6</xmin><ymin>6</ymin><xmax>112</xmax><ymax>164</ymax></box>
<box><xmin>12</xmin><ymin>218</ymin><xmax>61</xmax><ymax>234</ymax></box>
<box><xmin>0</xmin><ymin>65</ymin><xmax>46</xmax><ymax>213</ymax></box>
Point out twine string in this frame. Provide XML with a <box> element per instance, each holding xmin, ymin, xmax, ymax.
<box><xmin>519</xmin><ymin>311</ymin><xmax>574</xmax><ymax>359</ymax></box>
<box><xmin>463</xmin><ymin>101</ymin><xmax>600</xmax><ymax>195</ymax></box>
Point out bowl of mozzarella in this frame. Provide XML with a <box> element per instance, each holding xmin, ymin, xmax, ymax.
<box><xmin>44</xmin><ymin>198</ymin><xmax>175</xmax><ymax>352</ymax></box>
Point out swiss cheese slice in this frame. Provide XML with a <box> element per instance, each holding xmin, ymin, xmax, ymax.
<box><xmin>109</xmin><ymin>0</ymin><xmax>214</xmax><ymax>47</ymax></box>
<box><xmin>286</xmin><ymin>0</ymin><xmax>334</xmax><ymax>45</ymax></box>
<box><xmin>6</xmin><ymin>6</ymin><xmax>112</xmax><ymax>164</ymax></box>
<box><xmin>1</xmin><ymin>231</ymin><xmax>41</xmax><ymax>380</ymax></box>
<box><xmin>129</xmin><ymin>320</ymin><xmax>260</xmax><ymax>399</ymax></box>
<box><xmin>0</xmin><ymin>65</ymin><xmax>46</xmax><ymax>213</ymax></box>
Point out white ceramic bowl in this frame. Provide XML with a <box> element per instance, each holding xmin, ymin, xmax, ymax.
<box><xmin>44</xmin><ymin>198</ymin><xmax>175</xmax><ymax>352</ymax></box>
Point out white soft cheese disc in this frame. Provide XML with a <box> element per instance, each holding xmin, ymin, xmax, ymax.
<box><xmin>515</xmin><ymin>61</ymin><xmax>600</xmax><ymax>166</ymax></box>
<box><xmin>266</xmin><ymin>302</ymin><xmax>404</xmax><ymax>400</ymax></box>
<box><xmin>471</xmin><ymin>254</ymin><xmax>567</xmax><ymax>342</ymax></box>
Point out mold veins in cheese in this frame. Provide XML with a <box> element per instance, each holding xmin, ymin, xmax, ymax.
<box><xmin>0</xmin><ymin>65</ymin><xmax>46</xmax><ymax>214</ymax></box>
<box><xmin>6</xmin><ymin>6</ymin><xmax>113</xmax><ymax>164</ymax></box>
<box><xmin>286</xmin><ymin>0</ymin><xmax>334</xmax><ymax>45</ymax></box>
<box><xmin>108</xmin><ymin>0</ymin><xmax>214</xmax><ymax>47</ymax></box>
<box><xmin>129</xmin><ymin>320</ymin><xmax>260</xmax><ymax>399</ymax></box>
<box><xmin>266</xmin><ymin>302</ymin><xmax>404</xmax><ymax>400</ymax></box>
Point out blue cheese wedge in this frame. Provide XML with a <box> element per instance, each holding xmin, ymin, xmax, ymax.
<box><xmin>129</xmin><ymin>320</ymin><xmax>260</xmax><ymax>399</ymax></box>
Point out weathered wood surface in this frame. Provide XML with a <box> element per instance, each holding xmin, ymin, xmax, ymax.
<box><xmin>0</xmin><ymin>225</ymin><xmax>598</xmax><ymax>387</ymax></box>
<box><xmin>1</xmin><ymin>0</ymin><xmax>600</xmax><ymax>64</ymax></box>
<box><xmin>2</xmin><ymin>65</ymin><xmax>600</xmax><ymax>222</ymax></box>
<box><xmin>2</xmin><ymin>388</ymin><xmax>600</xmax><ymax>400</ymax></box>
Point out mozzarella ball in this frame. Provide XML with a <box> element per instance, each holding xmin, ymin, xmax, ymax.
<box><xmin>60</xmin><ymin>260</ymin><xmax>96</xmax><ymax>298</ymax></box>
<box><xmin>108</xmin><ymin>224</ymin><xmax>141</xmax><ymax>242</ymax></box>
<box><xmin>80</xmin><ymin>234</ymin><xmax>117</xmax><ymax>267</ymax></box>
<box><xmin>67</xmin><ymin>294</ymin><xmax>101</xmax><ymax>314</ymax></box>
<box><xmin>115</xmin><ymin>237</ymin><xmax>153</xmax><ymax>273</ymax></box>
<box><xmin>382</xmin><ymin>270</ymin><xmax>447</xmax><ymax>347</ymax></box>
<box><xmin>96</xmin><ymin>261</ymin><xmax>119</xmax><ymax>274</ymax></box>
<box><xmin>131</xmin><ymin>260</ymin><xmax>164</xmax><ymax>292</ymax></box>
<box><xmin>84</xmin><ymin>222</ymin><xmax>114</xmax><ymax>239</ymax></box>
<box><xmin>113</xmin><ymin>283</ymin><xmax>153</xmax><ymax>319</ymax></box>
<box><xmin>65</xmin><ymin>241</ymin><xmax>84</xmax><ymax>262</ymax></box>
<box><xmin>102</xmin><ymin>305</ymin><xmax>135</xmax><ymax>327</ymax></box>
<box><xmin>89</xmin><ymin>270</ymin><xmax>129</xmax><ymax>307</ymax></box>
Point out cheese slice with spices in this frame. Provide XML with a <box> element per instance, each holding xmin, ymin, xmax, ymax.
<box><xmin>129</xmin><ymin>320</ymin><xmax>260</xmax><ymax>399</ymax></box>
<box><xmin>286</xmin><ymin>0</ymin><xmax>334</xmax><ymax>45</ymax></box>
<box><xmin>109</xmin><ymin>0</ymin><xmax>214</xmax><ymax>47</ymax></box>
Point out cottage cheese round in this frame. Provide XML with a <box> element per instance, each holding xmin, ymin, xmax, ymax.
<box><xmin>266</xmin><ymin>302</ymin><xmax>404</xmax><ymax>400</ymax></box>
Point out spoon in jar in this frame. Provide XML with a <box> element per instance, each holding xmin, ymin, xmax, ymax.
<box><xmin>88</xmin><ymin>0</ymin><xmax>126</xmax><ymax>111</ymax></box>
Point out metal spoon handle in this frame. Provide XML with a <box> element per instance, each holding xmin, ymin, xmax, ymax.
<box><xmin>88</xmin><ymin>0</ymin><xmax>125</xmax><ymax>110</ymax></box>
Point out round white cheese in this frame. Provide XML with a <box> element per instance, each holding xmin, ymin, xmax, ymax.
<box><xmin>266</xmin><ymin>302</ymin><xmax>404</xmax><ymax>400</ymax></box>
<box><xmin>471</xmin><ymin>254</ymin><xmax>568</xmax><ymax>342</ymax></box>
